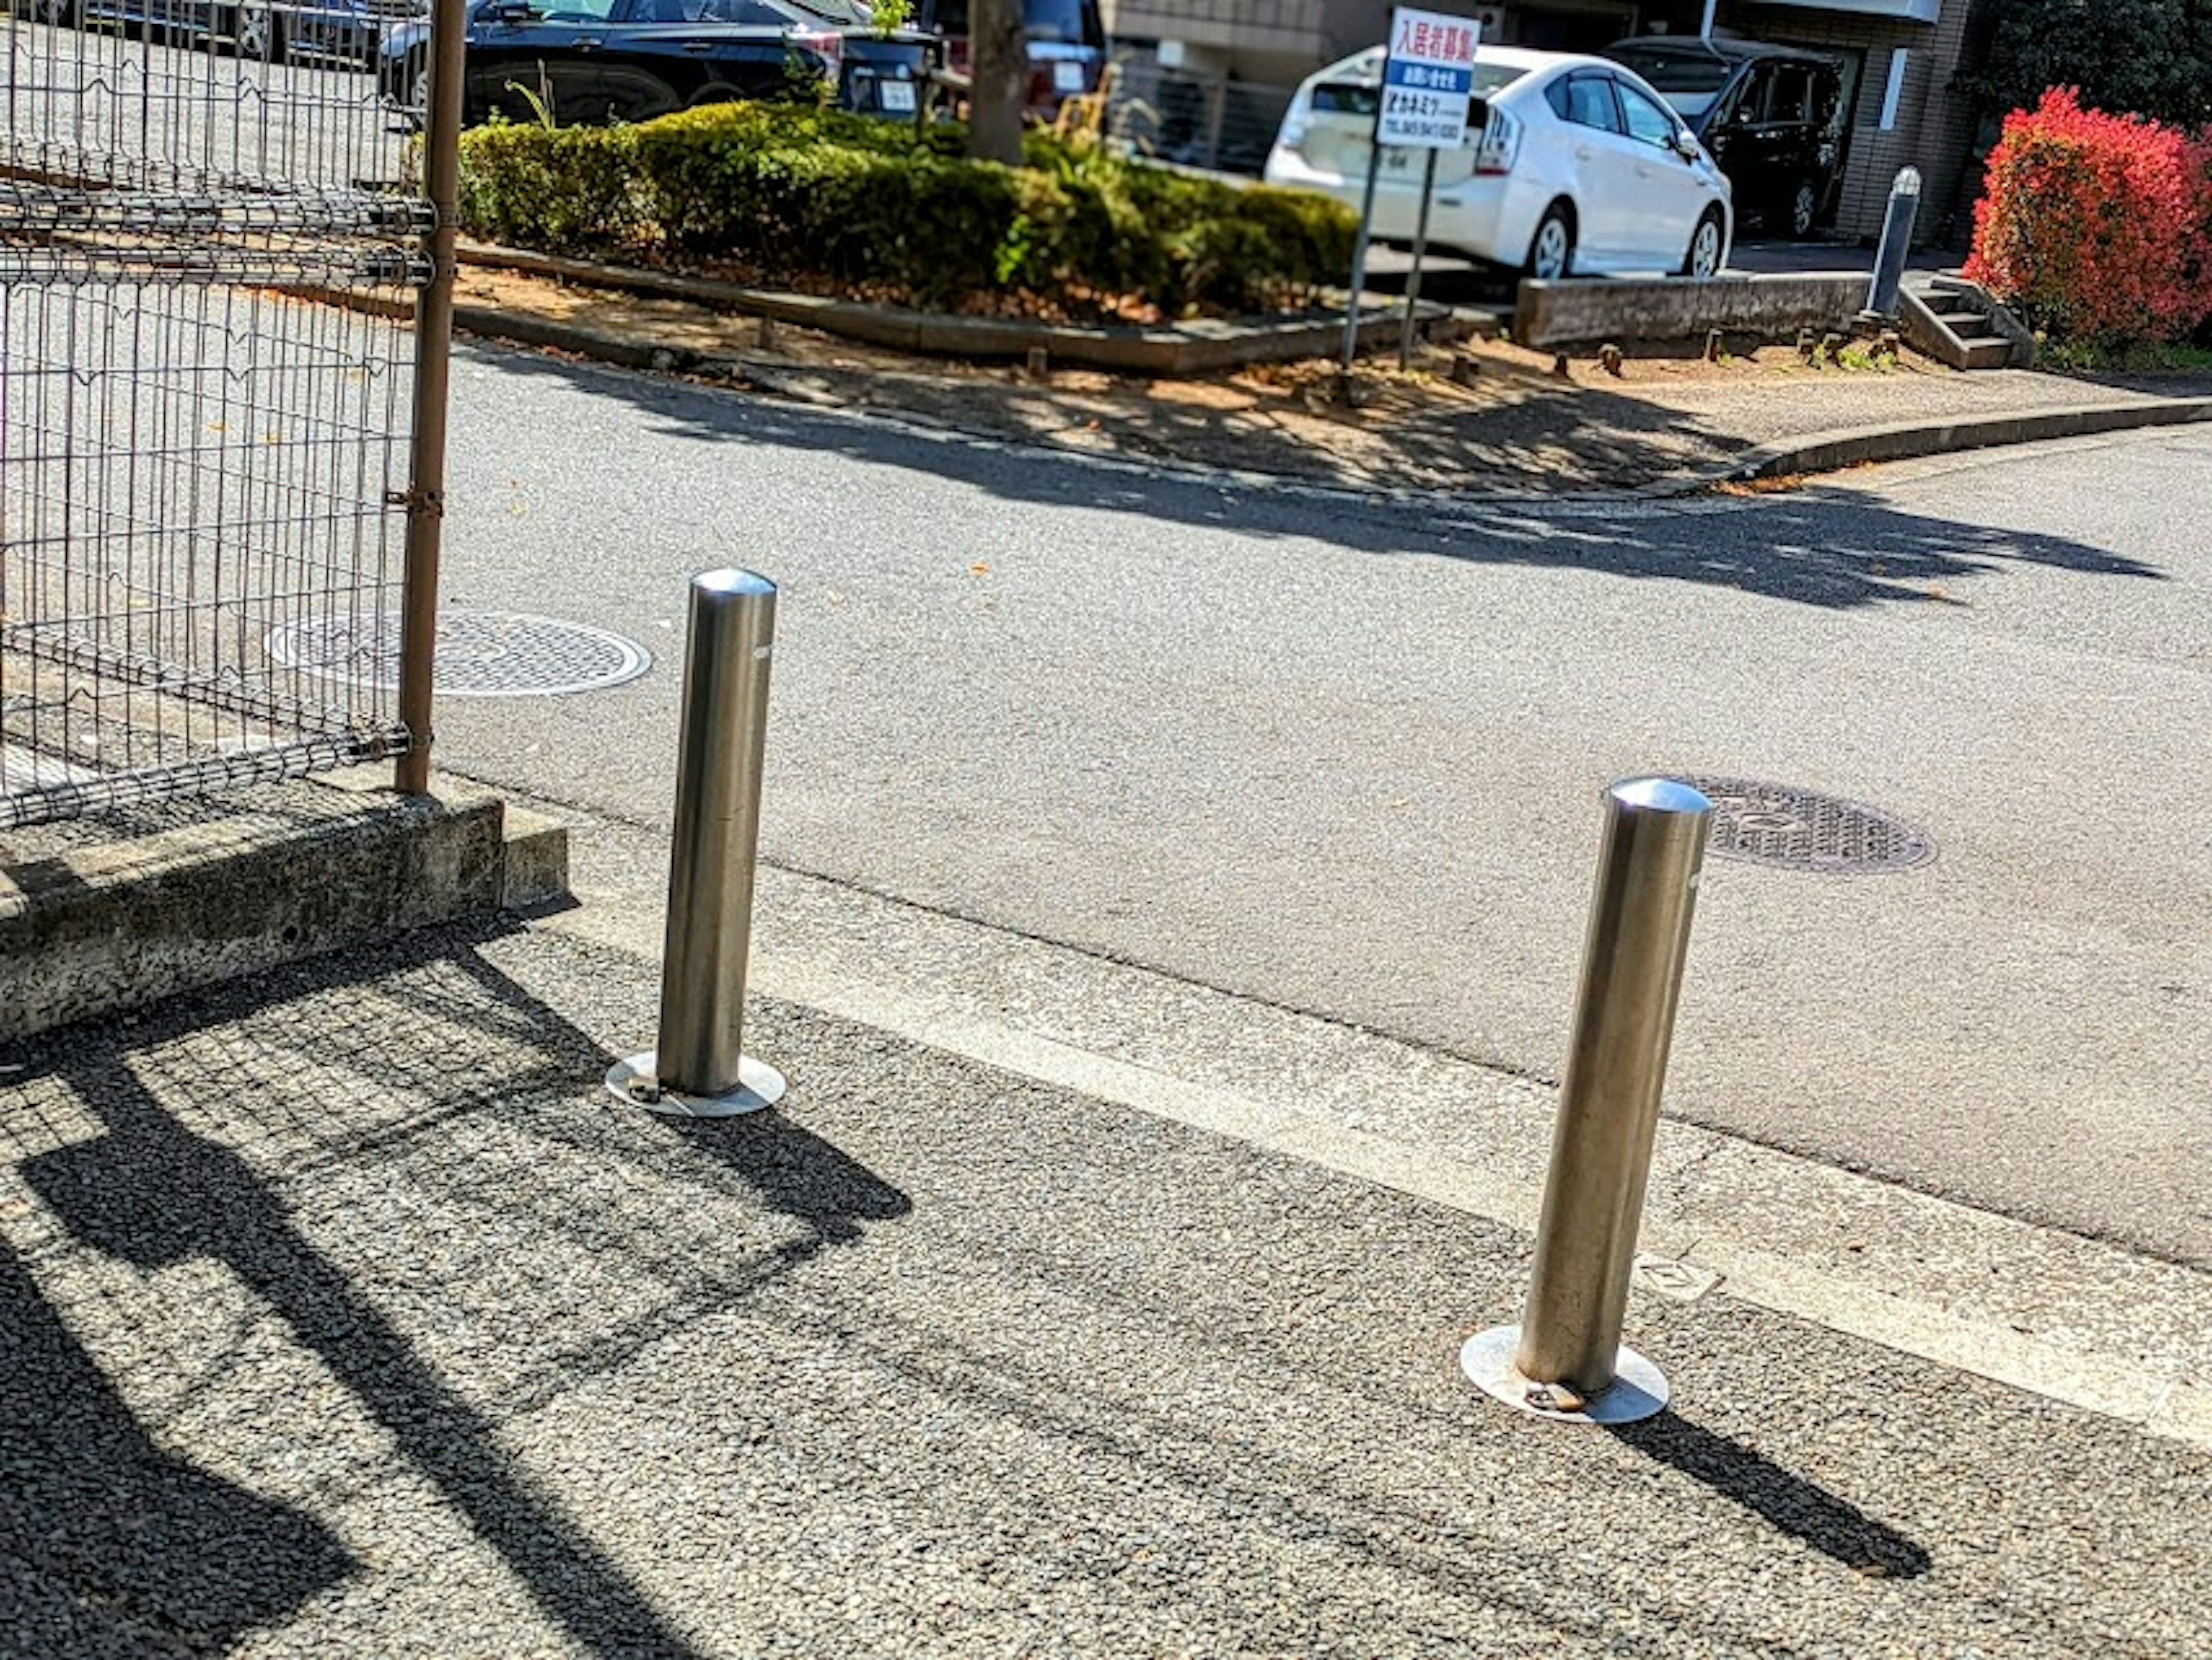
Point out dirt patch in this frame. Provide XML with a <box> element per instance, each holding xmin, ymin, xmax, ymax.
<box><xmin>452</xmin><ymin>263</ymin><xmax>1957</xmax><ymax>496</ymax></box>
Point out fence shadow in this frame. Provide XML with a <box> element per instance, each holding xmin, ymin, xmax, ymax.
<box><xmin>3</xmin><ymin>921</ymin><xmax>911</xmax><ymax>1659</ymax></box>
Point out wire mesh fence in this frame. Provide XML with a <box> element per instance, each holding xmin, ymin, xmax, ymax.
<box><xmin>2</xmin><ymin>9</ymin><xmax>430</xmax><ymax>828</ymax></box>
<box><xmin>1107</xmin><ymin>58</ymin><xmax>1296</xmax><ymax>179</ymax></box>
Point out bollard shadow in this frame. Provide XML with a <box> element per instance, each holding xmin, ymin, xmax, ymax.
<box><xmin>430</xmin><ymin>946</ymin><xmax>914</xmax><ymax>1248</ymax></box>
<box><xmin>655</xmin><ymin>1111</ymin><xmax>913</xmax><ymax>1246</ymax></box>
<box><xmin>1609</xmin><ymin>1411</ymin><xmax>1931</xmax><ymax>1579</ymax></box>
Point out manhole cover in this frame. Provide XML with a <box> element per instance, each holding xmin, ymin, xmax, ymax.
<box><xmin>1677</xmin><ymin>775</ymin><xmax>1934</xmax><ymax>873</ymax></box>
<box><xmin>267</xmin><ymin>611</ymin><xmax>652</xmax><ymax>698</ymax></box>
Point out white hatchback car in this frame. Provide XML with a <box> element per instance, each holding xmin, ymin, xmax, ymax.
<box><xmin>1264</xmin><ymin>45</ymin><xmax>1733</xmax><ymax>279</ymax></box>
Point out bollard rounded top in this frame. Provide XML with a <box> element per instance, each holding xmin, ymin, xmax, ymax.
<box><xmin>1608</xmin><ymin>776</ymin><xmax>1713</xmax><ymax>816</ymax></box>
<box><xmin>692</xmin><ymin>568</ymin><xmax>777</xmax><ymax>598</ymax></box>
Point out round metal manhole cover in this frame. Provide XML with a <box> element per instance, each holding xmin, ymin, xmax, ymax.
<box><xmin>267</xmin><ymin>610</ymin><xmax>652</xmax><ymax>698</ymax></box>
<box><xmin>1678</xmin><ymin>775</ymin><xmax>1935</xmax><ymax>873</ymax></box>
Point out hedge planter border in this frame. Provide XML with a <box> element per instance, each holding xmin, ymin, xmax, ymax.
<box><xmin>458</xmin><ymin>241</ymin><xmax>1477</xmax><ymax>376</ymax></box>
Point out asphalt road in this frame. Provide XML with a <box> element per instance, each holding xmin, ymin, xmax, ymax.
<box><xmin>431</xmin><ymin>349</ymin><xmax>2210</xmax><ymax>1266</ymax></box>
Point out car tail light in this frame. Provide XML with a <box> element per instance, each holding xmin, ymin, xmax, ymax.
<box><xmin>1475</xmin><ymin>106</ymin><xmax>1520</xmax><ymax>175</ymax></box>
<box><xmin>791</xmin><ymin>28</ymin><xmax>845</xmax><ymax>85</ymax></box>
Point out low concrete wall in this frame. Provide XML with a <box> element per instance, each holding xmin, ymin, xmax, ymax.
<box><xmin>456</xmin><ymin>242</ymin><xmax>1466</xmax><ymax>374</ymax></box>
<box><xmin>0</xmin><ymin>775</ymin><xmax>567</xmax><ymax>1044</ymax></box>
<box><xmin>1516</xmin><ymin>274</ymin><xmax>1868</xmax><ymax>350</ymax></box>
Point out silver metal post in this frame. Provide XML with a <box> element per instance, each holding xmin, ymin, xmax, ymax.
<box><xmin>1339</xmin><ymin>96</ymin><xmax>1388</xmax><ymax>376</ymax></box>
<box><xmin>1398</xmin><ymin>146</ymin><xmax>1440</xmax><ymax>372</ymax></box>
<box><xmin>607</xmin><ymin>570</ymin><xmax>787</xmax><ymax>1117</ymax></box>
<box><xmin>1462</xmin><ymin>777</ymin><xmax>1713</xmax><ymax>1424</ymax></box>
<box><xmin>1863</xmin><ymin>166</ymin><xmax>1922</xmax><ymax>321</ymax></box>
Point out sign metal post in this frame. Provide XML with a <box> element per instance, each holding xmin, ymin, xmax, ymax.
<box><xmin>1345</xmin><ymin>7</ymin><xmax>1480</xmax><ymax>378</ymax></box>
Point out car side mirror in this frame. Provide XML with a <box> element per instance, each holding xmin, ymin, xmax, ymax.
<box><xmin>488</xmin><ymin>0</ymin><xmax>535</xmax><ymax>20</ymax></box>
<box><xmin>1672</xmin><ymin>130</ymin><xmax>1700</xmax><ymax>160</ymax></box>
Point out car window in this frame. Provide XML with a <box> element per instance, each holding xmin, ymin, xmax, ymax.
<box><xmin>1736</xmin><ymin>65</ymin><xmax>1773</xmax><ymax>123</ymax></box>
<box><xmin>1547</xmin><ymin>74</ymin><xmax>1623</xmax><ymax>134</ymax></box>
<box><xmin>1608</xmin><ymin>48</ymin><xmax>1729</xmax><ymax>119</ymax></box>
<box><xmin>1615</xmin><ymin>79</ymin><xmax>1680</xmax><ymax>149</ymax></box>
<box><xmin>1769</xmin><ymin>65</ymin><xmax>1815</xmax><ymax>123</ymax></box>
<box><xmin>1468</xmin><ymin>62</ymin><xmax>1530</xmax><ymax>96</ymax></box>
<box><xmin>681</xmin><ymin>0</ymin><xmax>802</xmax><ymax>20</ymax></box>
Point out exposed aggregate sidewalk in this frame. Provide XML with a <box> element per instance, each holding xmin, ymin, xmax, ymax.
<box><xmin>2</xmin><ymin>919</ymin><xmax>2205</xmax><ymax>1657</ymax></box>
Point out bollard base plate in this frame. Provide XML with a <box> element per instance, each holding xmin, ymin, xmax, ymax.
<box><xmin>606</xmin><ymin>1052</ymin><xmax>787</xmax><ymax>1118</ymax></box>
<box><xmin>1460</xmin><ymin>1325</ymin><xmax>1669</xmax><ymax>1425</ymax></box>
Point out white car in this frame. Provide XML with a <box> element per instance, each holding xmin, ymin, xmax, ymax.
<box><xmin>1264</xmin><ymin>45</ymin><xmax>1733</xmax><ymax>279</ymax></box>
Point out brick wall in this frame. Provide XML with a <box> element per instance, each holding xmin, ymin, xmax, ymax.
<box><xmin>1107</xmin><ymin>1</ymin><xmax>1331</xmax><ymax>60</ymax></box>
<box><xmin>1723</xmin><ymin>0</ymin><xmax>1995</xmax><ymax>246</ymax></box>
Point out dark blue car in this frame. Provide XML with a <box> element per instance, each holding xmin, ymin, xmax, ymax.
<box><xmin>376</xmin><ymin>0</ymin><xmax>930</xmax><ymax>127</ymax></box>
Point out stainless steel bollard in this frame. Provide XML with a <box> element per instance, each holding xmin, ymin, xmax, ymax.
<box><xmin>606</xmin><ymin>570</ymin><xmax>788</xmax><ymax>1118</ymax></box>
<box><xmin>1863</xmin><ymin>166</ymin><xmax>1922</xmax><ymax>322</ymax></box>
<box><xmin>1461</xmin><ymin>777</ymin><xmax>1713</xmax><ymax>1424</ymax></box>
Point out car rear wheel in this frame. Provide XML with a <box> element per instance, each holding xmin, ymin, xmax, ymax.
<box><xmin>1525</xmin><ymin>203</ymin><xmax>1574</xmax><ymax>281</ymax></box>
<box><xmin>1682</xmin><ymin>209</ymin><xmax>1725</xmax><ymax>279</ymax></box>
<box><xmin>234</xmin><ymin>2</ymin><xmax>283</xmax><ymax>63</ymax></box>
<box><xmin>1787</xmin><ymin>177</ymin><xmax>1820</xmax><ymax>240</ymax></box>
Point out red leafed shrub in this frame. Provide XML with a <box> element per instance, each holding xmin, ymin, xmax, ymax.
<box><xmin>1964</xmin><ymin>87</ymin><xmax>2212</xmax><ymax>346</ymax></box>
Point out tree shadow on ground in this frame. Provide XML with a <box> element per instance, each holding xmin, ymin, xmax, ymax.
<box><xmin>1</xmin><ymin>922</ymin><xmax>909</xmax><ymax>1659</ymax></box>
<box><xmin>463</xmin><ymin>344</ymin><xmax>2165</xmax><ymax>611</ymax></box>
<box><xmin>0</xmin><ymin>1238</ymin><xmax>354</xmax><ymax>1654</ymax></box>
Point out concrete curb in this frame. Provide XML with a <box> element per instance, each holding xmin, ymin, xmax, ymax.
<box><xmin>456</xmin><ymin>240</ymin><xmax>1471</xmax><ymax>373</ymax></box>
<box><xmin>0</xmin><ymin>771</ymin><xmax>569</xmax><ymax>1044</ymax></box>
<box><xmin>1653</xmin><ymin>395</ymin><xmax>2212</xmax><ymax>496</ymax></box>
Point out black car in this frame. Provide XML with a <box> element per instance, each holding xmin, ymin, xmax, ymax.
<box><xmin>1602</xmin><ymin>37</ymin><xmax>1844</xmax><ymax>238</ymax></box>
<box><xmin>377</xmin><ymin>0</ymin><xmax>930</xmax><ymax>127</ymax></box>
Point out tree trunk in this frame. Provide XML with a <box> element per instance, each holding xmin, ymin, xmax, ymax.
<box><xmin>967</xmin><ymin>0</ymin><xmax>1028</xmax><ymax>165</ymax></box>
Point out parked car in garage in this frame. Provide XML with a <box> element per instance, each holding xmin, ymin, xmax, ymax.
<box><xmin>1263</xmin><ymin>45</ymin><xmax>1733</xmax><ymax>279</ymax></box>
<box><xmin>377</xmin><ymin>0</ymin><xmax>930</xmax><ymax>128</ymax></box>
<box><xmin>1601</xmin><ymin>37</ymin><xmax>1844</xmax><ymax>238</ymax></box>
<box><xmin>26</xmin><ymin>0</ymin><xmax>425</xmax><ymax>66</ymax></box>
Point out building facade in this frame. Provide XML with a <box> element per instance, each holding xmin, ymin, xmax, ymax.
<box><xmin>1103</xmin><ymin>0</ymin><xmax>1999</xmax><ymax>245</ymax></box>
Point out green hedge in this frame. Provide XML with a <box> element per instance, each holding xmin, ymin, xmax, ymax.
<box><xmin>456</xmin><ymin>105</ymin><xmax>1355</xmax><ymax>319</ymax></box>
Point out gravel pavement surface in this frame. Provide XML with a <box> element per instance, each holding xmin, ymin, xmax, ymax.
<box><xmin>2</xmin><ymin>921</ymin><xmax>2206</xmax><ymax>1657</ymax></box>
<box><xmin>429</xmin><ymin>346</ymin><xmax>2212</xmax><ymax>1264</ymax></box>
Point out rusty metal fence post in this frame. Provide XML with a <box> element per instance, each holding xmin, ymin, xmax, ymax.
<box><xmin>395</xmin><ymin>0</ymin><xmax>471</xmax><ymax>795</ymax></box>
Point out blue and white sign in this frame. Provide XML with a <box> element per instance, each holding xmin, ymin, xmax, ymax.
<box><xmin>1377</xmin><ymin>6</ymin><xmax>1483</xmax><ymax>149</ymax></box>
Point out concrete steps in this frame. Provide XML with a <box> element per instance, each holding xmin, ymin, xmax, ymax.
<box><xmin>1900</xmin><ymin>274</ymin><xmax>2031</xmax><ymax>370</ymax></box>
